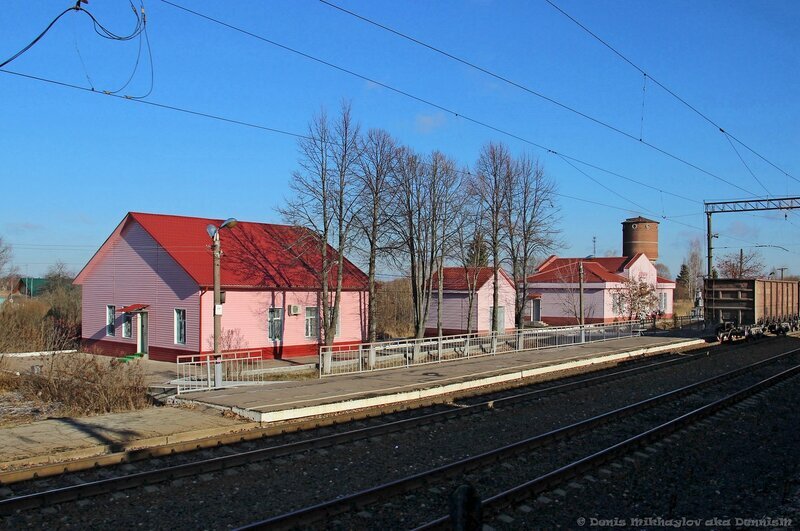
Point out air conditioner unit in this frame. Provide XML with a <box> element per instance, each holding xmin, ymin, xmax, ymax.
<box><xmin>289</xmin><ymin>304</ymin><xmax>301</xmax><ymax>316</ymax></box>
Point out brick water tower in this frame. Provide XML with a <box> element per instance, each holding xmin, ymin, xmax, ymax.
<box><xmin>622</xmin><ymin>216</ymin><xmax>659</xmax><ymax>262</ymax></box>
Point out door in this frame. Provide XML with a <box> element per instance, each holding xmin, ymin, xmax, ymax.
<box><xmin>137</xmin><ymin>312</ymin><xmax>149</xmax><ymax>356</ymax></box>
<box><xmin>532</xmin><ymin>299</ymin><xmax>541</xmax><ymax>322</ymax></box>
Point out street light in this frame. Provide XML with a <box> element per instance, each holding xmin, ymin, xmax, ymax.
<box><xmin>206</xmin><ymin>217</ymin><xmax>238</xmax><ymax>387</ymax></box>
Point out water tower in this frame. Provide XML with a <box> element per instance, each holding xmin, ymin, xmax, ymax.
<box><xmin>622</xmin><ymin>216</ymin><xmax>658</xmax><ymax>261</ymax></box>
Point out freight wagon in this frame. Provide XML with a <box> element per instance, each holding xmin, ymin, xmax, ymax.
<box><xmin>703</xmin><ymin>278</ymin><xmax>799</xmax><ymax>342</ymax></box>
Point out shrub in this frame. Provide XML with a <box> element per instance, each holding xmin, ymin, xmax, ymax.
<box><xmin>10</xmin><ymin>354</ymin><xmax>149</xmax><ymax>416</ymax></box>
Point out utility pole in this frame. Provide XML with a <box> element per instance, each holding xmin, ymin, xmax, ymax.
<box><xmin>578</xmin><ymin>261</ymin><xmax>585</xmax><ymax>343</ymax></box>
<box><xmin>739</xmin><ymin>248</ymin><xmax>744</xmax><ymax>278</ymax></box>
<box><xmin>592</xmin><ymin>236</ymin><xmax>596</xmax><ymax>256</ymax></box>
<box><xmin>706</xmin><ymin>212</ymin><xmax>713</xmax><ymax>278</ymax></box>
<box><xmin>212</xmin><ymin>231</ymin><xmax>223</xmax><ymax>387</ymax></box>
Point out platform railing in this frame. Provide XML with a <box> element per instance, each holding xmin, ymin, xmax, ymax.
<box><xmin>175</xmin><ymin>350</ymin><xmax>271</xmax><ymax>393</ymax></box>
<box><xmin>319</xmin><ymin>320</ymin><xmax>640</xmax><ymax>376</ymax></box>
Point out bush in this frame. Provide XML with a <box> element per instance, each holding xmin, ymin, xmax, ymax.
<box><xmin>5</xmin><ymin>354</ymin><xmax>149</xmax><ymax>416</ymax></box>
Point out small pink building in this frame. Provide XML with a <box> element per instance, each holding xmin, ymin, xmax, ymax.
<box><xmin>74</xmin><ymin>212</ymin><xmax>368</xmax><ymax>362</ymax></box>
<box><xmin>425</xmin><ymin>267</ymin><xmax>516</xmax><ymax>335</ymax></box>
<box><xmin>525</xmin><ymin>254</ymin><xmax>675</xmax><ymax>326</ymax></box>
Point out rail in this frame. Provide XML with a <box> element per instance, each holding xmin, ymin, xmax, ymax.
<box><xmin>175</xmin><ymin>350</ymin><xmax>271</xmax><ymax>393</ymax></box>
<box><xmin>319</xmin><ymin>321</ymin><xmax>640</xmax><ymax>376</ymax></box>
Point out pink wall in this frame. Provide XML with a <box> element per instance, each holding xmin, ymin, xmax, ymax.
<box><xmin>425</xmin><ymin>272</ymin><xmax>516</xmax><ymax>334</ymax></box>
<box><xmin>199</xmin><ymin>289</ymin><xmax>366</xmax><ymax>353</ymax></box>
<box><xmin>475</xmin><ymin>276</ymin><xmax>516</xmax><ymax>332</ymax></box>
<box><xmin>79</xmin><ymin>221</ymin><xmax>200</xmax><ymax>353</ymax></box>
<box><xmin>426</xmin><ymin>293</ymin><xmax>479</xmax><ymax>333</ymax></box>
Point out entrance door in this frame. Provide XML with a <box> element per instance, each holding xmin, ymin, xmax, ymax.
<box><xmin>532</xmin><ymin>299</ymin><xmax>541</xmax><ymax>322</ymax></box>
<box><xmin>137</xmin><ymin>312</ymin><xmax>149</xmax><ymax>357</ymax></box>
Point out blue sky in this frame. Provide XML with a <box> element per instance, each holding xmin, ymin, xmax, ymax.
<box><xmin>1</xmin><ymin>0</ymin><xmax>798</xmax><ymax>278</ymax></box>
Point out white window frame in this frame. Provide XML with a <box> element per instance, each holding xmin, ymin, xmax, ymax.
<box><xmin>305</xmin><ymin>306</ymin><xmax>318</xmax><ymax>339</ymax></box>
<box><xmin>122</xmin><ymin>313</ymin><xmax>132</xmax><ymax>338</ymax></box>
<box><xmin>174</xmin><ymin>308</ymin><xmax>187</xmax><ymax>345</ymax></box>
<box><xmin>268</xmin><ymin>307</ymin><xmax>283</xmax><ymax>341</ymax></box>
<box><xmin>106</xmin><ymin>305</ymin><xmax>116</xmax><ymax>336</ymax></box>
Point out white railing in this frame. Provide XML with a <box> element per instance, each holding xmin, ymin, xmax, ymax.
<box><xmin>175</xmin><ymin>350</ymin><xmax>273</xmax><ymax>394</ymax></box>
<box><xmin>319</xmin><ymin>321</ymin><xmax>640</xmax><ymax>376</ymax></box>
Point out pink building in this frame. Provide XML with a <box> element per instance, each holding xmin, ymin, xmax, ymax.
<box><xmin>74</xmin><ymin>212</ymin><xmax>368</xmax><ymax>362</ymax></box>
<box><xmin>425</xmin><ymin>267</ymin><xmax>516</xmax><ymax>335</ymax></box>
<box><xmin>525</xmin><ymin>254</ymin><xmax>675</xmax><ymax>326</ymax></box>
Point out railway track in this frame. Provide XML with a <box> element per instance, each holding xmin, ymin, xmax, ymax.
<box><xmin>236</xmin><ymin>347</ymin><xmax>800</xmax><ymax>530</ymax></box>
<box><xmin>1</xmin><ymin>338</ymin><xmax>795</xmax><ymax>527</ymax></box>
<box><xmin>0</xmin><ymin>341</ymin><xmax>709</xmax><ymax>487</ymax></box>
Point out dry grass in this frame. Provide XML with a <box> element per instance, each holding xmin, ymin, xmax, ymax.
<box><xmin>0</xmin><ymin>353</ymin><xmax>150</xmax><ymax>419</ymax></box>
<box><xmin>673</xmin><ymin>298</ymin><xmax>694</xmax><ymax>316</ymax></box>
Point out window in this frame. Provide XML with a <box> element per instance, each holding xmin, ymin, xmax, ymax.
<box><xmin>174</xmin><ymin>309</ymin><xmax>186</xmax><ymax>345</ymax></box>
<box><xmin>268</xmin><ymin>307</ymin><xmax>283</xmax><ymax>341</ymax></box>
<box><xmin>106</xmin><ymin>305</ymin><xmax>116</xmax><ymax>336</ymax></box>
<box><xmin>489</xmin><ymin>306</ymin><xmax>505</xmax><ymax>332</ymax></box>
<box><xmin>305</xmin><ymin>307</ymin><xmax>318</xmax><ymax>338</ymax></box>
<box><xmin>122</xmin><ymin>313</ymin><xmax>132</xmax><ymax>338</ymax></box>
<box><xmin>659</xmin><ymin>293</ymin><xmax>667</xmax><ymax>313</ymax></box>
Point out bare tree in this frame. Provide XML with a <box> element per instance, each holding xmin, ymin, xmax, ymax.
<box><xmin>387</xmin><ymin>147</ymin><xmax>434</xmax><ymax>339</ymax></box>
<box><xmin>553</xmin><ymin>265</ymin><xmax>597</xmax><ymax>324</ymax></box>
<box><xmin>280</xmin><ymin>103</ymin><xmax>362</xmax><ymax>346</ymax></box>
<box><xmin>0</xmin><ymin>236</ymin><xmax>15</xmax><ymax>291</ymax></box>
<box><xmin>472</xmin><ymin>142</ymin><xmax>512</xmax><ymax>333</ymax></box>
<box><xmin>611</xmin><ymin>278</ymin><xmax>659</xmax><ymax>320</ymax></box>
<box><xmin>355</xmin><ymin>128</ymin><xmax>397</xmax><ymax>343</ymax></box>
<box><xmin>716</xmin><ymin>249</ymin><xmax>765</xmax><ymax>279</ymax></box>
<box><xmin>453</xmin><ymin>203</ymin><xmax>486</xmax><ymax>334</ymax></box>
<box><xmin>685</xmin><ymin>238</ymin><xmax>704</xmax><ymax>297</ymax></box>
<box><xmin>501</xmin><ymin>155</ymin><xmax>559</xmax><ymax>328</ymax></box>
<box><xmin>432</xmin><ymin>153</ymin><xmax>461</xmax><ymax>338</ymax></box>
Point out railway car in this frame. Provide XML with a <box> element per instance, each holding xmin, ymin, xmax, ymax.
<box><xmin>703</xmin><ymin>278</ymin><xmax>800</xmax><ymax>342</ymax></box>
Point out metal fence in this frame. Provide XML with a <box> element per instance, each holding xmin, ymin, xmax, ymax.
<box><xmin>175</xmin><ymin>350</ymin><xmax>274</xmax><ymax>393</ymax></box>
<box><xmin>319</xmin><ymin>320</ymin><xmax>640</xmax><ymax>376</ymax></box>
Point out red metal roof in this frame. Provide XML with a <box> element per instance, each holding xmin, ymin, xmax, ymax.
<box><xmin>431</xmin><ymin>267</ymin><xmax>514</xmax><ymax>291</ymax></box>
<box><xmin>127</xmin><ymin>212</ymin><xmax>368</xmax><ymax>290</ymax></box>
<box><xmin>657</xmin><ymin>276</ymin><xmax>676</xmax><ymax>284</ymax></box>
<box><xmin>117</xmin><ymin>303</ymin><xmax>149</xmax><ymax>313</ymax></box>
<box><xmin>527</xmin><ymin>260</ymin><xmax>628</xmax><ymax>284</ymax></box>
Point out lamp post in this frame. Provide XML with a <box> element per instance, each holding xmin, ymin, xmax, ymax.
<box><xmin>206</xmin><ymin>218</ymin><xmax>238</xmax><ymax>387</ymax></box>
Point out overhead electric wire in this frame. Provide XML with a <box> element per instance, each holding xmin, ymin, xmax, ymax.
<box><xmin>313</xmin><ymin>0</ymin><xmax>757</xmax><ymax>196</ymax></box>
<box><xmin>544</xmin><ymin>0</ymin><xmax>799</xmax><ymax>185</ymax></box>
<box><xmin>1</xmin><ymin>2</ymin><xmax>147</xmax><ymax>69</ymax></box>
<box><xmin>723</xmin><ymin>133</ymin><xmax>770</xmax><ymax>196</ymax></box>
<box><xmin>3</xmin><ymin>66</ymin><xmax>783</xmax><ymax>255</ymax></box>
<box><xmin>161</xmin><ymin>0</ymin><xmax>755</xmax><ymax>197</ymax></box>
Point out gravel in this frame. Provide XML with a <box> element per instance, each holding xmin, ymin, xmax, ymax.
<box><xmin>3</xmin><ymin>337</ymin><xmax>798</xmax><ymax>530</ymax></box>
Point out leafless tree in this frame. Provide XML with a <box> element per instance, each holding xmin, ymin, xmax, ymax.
<box><xmin>453</xmin><ymin>204</ymin><xmax>486</xmax><ymax>334</ymax></box>
<box><xmin>355</xmin><ymin>128</ymin><xmax>397</xmax><ymax>343</ymax></box>
<box><xmin>472</xmin><ymin>142</ymin><xmax>512</xmax><ymax>333</ymax></box>
<box><xmin>501</xmin><ymin>155</ymin><xmax>559</xmax><ymax>328</ymax></box>
<box><xmin>611</xmin><ymin>278</ymin><xmax>659</xmax><ymax>320</ymax></box>
<box><xmin>716</xmin><ymin>249</ymin><xmax>765</xmax><ymax>279</ymax></box>
<box><xmin>0</xmin><ymin>236</ymin><xmax>16</xmax><ymax>291</ymax></box>
<box><xmin>386</xmin><ymin>148</ymin><xmax>450</xmax><ymax>340</ymax></box>
<box><xmin>684</xmin><ymin>238</ymin><xmax>704</xmax><ymax>297</ymax></box>
<box><xmin>431</xmin><ymin>153</ymin><xmax>461</xmax><ymax>338</ymax></box>
<box><xmin>280</xmin><ymin>103</ymin><xmax>362</xmax><ymax>346</ymax></box>
<box><xmin>553</xmin><ymin>265</ymin><xmax>597</xmax><ymax>324</ymax></box>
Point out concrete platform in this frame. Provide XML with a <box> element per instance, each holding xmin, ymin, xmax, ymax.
<box><xmin>0</xmin><ymin>407</ymin><xmax>256</xmax><ymax>469</ymax></box>
<box><xmin>180</xmin><ymin>336</ymin><xmax>707</xmax><ymax>423</ymax></box>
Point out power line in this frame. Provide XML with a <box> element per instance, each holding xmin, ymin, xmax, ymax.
<box><xmin>162</xmin><ymin>0</ymin><xmax>756</xmax><ymax>197</ymax></box>
<box><xmin>544</xmin><ymin>0</ymin><xmax>799</xmax><ymax>185</ymax></box>
<box><xmin>312</xmin><ymin>0</ymin><xmax>757</xmax><ymax>196</ymax></box>
<box><xmin>1</xmin><ymin>1</ymin><xmax>147</xmax><ymax>68</ymax></box>
<box><xmin>2</xmin><ymin>66</ymin><xmax>779</xmax><ymax>255</ymax></box>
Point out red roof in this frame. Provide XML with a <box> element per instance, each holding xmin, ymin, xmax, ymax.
<box><xmin>527</xmin><ymin>260</ymin><xmax>627</xmax><ymax>283</ymax></box>
<box><xmin>117</xmin><ymin>303</ymin><xmax>149</xmax><ymax>313</ymax></box>
<box><xmin>432</xmin><ymin>267</ymin><xmax>514</xmax><ymax>291</ymax></box>
<box><xmin>657</xmin><ymin>276</ymin><xmax>676</xmax><ymax>285</ymax></box>
<box><xmin>79</xmin><ymin>212</ymin><xmax>368</xmax><ymax>290</ymax></box>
